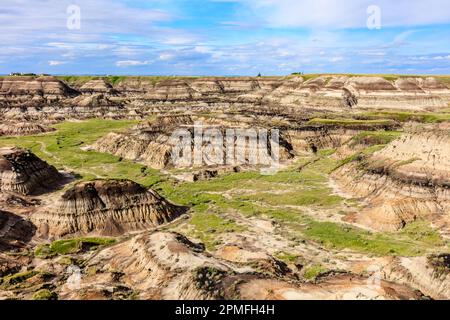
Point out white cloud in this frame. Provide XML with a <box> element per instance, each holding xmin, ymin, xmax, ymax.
<box><xmin>159</xmin><ymin>53</ymin><xmax>175</xmax><ymax>61</ymax></box>
<box><xmin>222</xmin><ymin>0</ymin><xmax>450</xmax><ymax>28</ymax></box>
<box><xmin>116</xmin><ymin>60</ymin><xmax>151</xmax><ymax>67</ymax></box>
<box><xmin>48</xmin><ymin>60</ymin><xmax>66</xmax><ymax>66</ymax></box>
<box><xmin>433</xmin><ymin>55</ymin><xmax>450</xmax><ymax>60</ymax></box>
<box><xmin>329</xmin><ymin>56</ymin><xmax>344</xmax><ymax>62</ymax></box>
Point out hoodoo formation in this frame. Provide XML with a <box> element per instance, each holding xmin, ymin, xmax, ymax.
<box><xmin>0</xmin><ymin>147</ymin><xmax>63</xmax><ymax>195</ymax></box>
<box><xmin>31</xmin><ymin>179</ymin><xmax>186</xmax><ymax>237</ymax></box>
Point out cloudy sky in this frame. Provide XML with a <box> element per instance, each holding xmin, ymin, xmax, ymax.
<box><xmin>1</xmin><ymin>0</ymin><xmax>450</xmax><ymax>75</ymax></box>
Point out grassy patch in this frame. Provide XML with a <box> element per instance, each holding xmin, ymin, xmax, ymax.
<box><xmin>359</xmin><ymin>111</ymin><xmax>450</xmax><ymax>123</ymax></box>
<box><xmin>189</xmin><ymin>210</ymin><xmax>245</xmax><ymax>251</ymax></box>
<box><xmin>299</xmin><ymin>219</ymin><xmax>444</xmax><ymax>256</ymax></box>
<box><xmin>303</xmin><ymin>264</ymin><xmax>329</xmax><ymax>280</ymax></box>
<box><xmin>308</xmin><ymin>118</ymin><xmax>396</xmax><ymax>127</ymax></box>
<box><xmin>350</xmin><ymin>131</ymin><xmax>402</xmax><ymax>146</ymax></box>
<box><xmin>0</xmin><ymin>270</ymin><xmax>39</xmax><ymax>287</ymax></box>
<box><xmin>0</xmin><ymin>119</ymin><xmax>165</xmax><ymax>187</ymax></box>
<box><xmin>32</xmin><ymin>289</ymin><xmax>58</xmax><ymax>300</ymax></box>
<box><xmin>35</xmin><ymin>237</ymin><xmax>116</xmax><ymax>258</ymax></box>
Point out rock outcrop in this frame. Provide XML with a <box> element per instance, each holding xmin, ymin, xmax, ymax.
<box><xmin>31</xmin><ymin>179</ymin><xmax>186</xmax><ymax>237</ymax></box>
<box><xmin>0</xmin><ymin>147</ymin><xmax>63</xmax><ymax>195</ymax></box>
<box><xmin>333</xmin><ymin>127</ymin><xmax>450</xmax><ymax>232</ymax></box>
<box><xmin>0</xmin><ymin>210</ymin><xmax>35</xmax><ymax>250</ymax></box>
<box><xmin>0</xmin><ymin>122</ymin><xmax>54</xmax><ymax>136</ymax></box>
<box><xmin>1</xmin><ymin>75</ymin><xmax>449</xmax><ymax>122</ymax></box>
<box><xmin>92</xmin><ymin>115</ymin><xmax>294</xmax><ymax>170</ymax></box>
<box><xmin>59</xmin><ymin>231</ymin><xmax>424</xmax><ymax>300</ymax></box>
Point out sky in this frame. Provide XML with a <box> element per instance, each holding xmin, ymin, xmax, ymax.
<box><xmin>1</xmin><ymin>0</ymin><xmax>450</xmax><ymax>76</ymax></box>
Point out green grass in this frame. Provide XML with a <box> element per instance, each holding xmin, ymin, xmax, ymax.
<box><xmin>359</xmin><ymin>111</ymin><xmax>450</xmax><ymax>123</ymax></box>
<box><xmin>1</xmin><ymin>119</ymin><xmax>447</xmax><ymax>258</ymax></box>
<box><xmin>188</xmin><ymin>210</ymin><xmax>246</xmax><ymax>250</ymax></box>
<box><xmin>308</xmin><ymin>118</ymin><xmax>396</xmax><ymax>127</ymax></box>
<box><xmin>0</xmin><ymin>271</ymin><xmax>39</xmax><ymax>287</ymax></box>
<box><xmin>350</xmin><ymin>131</ymin><xmax>402</xmax><ymax>146</ymax></box>
<box><xmin>158</xmin><ymin>156</ymin><xmax>447</xmax><ymax>257</ymax></box>
<box><xmin>35</xmin><ymin>237</ymin><xmax>116</xmax><ymax>258</ymax></box>
<box><xmin>275</xmin><ymin>252</ymin><xmax>302</xmax><ymax>264</ymax></box>
<box><xmin>303</xmin><ymin>264</ymin><xmax>329</xmax><ymax>280</ymax></box>
<box><xmin>0</xmin><ymin>119</ymin><xmax>165</xmax><ymax>187</ymax></box>
<box><xmin>32</xmin><ymin>289</ymin><xmax>58</xmax><ymax>300</ymax></box>
<box><xmin>56</xmin><ymin>75</ymin><xmax>203</xmax><ymax>86</ymax></box>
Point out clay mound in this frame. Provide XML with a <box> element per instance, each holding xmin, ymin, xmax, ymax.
<box><xmin>0</xmin><ymin>210</ymin><xmax>36</xmax><ymax>250</ymax></box>
<box><xmin>0</xmin><ymin>122</ymin><xmax>55</xmax><ymax>136</ymax></box>
<box><xmin>347</xmin><ymin>77</ymin><xmax>397</xmax><ymax>91</ymax></box>
<box><xmin>60</xmin><ymin>231</ymin><xmax>297</xmax><ymax>300</ymax></box>
<box><xmin>136</xmin><ymin>114</ymin><xmax>194</xmax><ymax>132</ymax></box>
<box><xmin>145</xmin><ymin>80</ymin><xmax>202</xmax><ymax>101</ymax></box>
<box><xmin>421</xmin><ymin>77</ymin><xmax>449</xmax><ymax>90</ymax></box>
<box><xmin>395</xmin><ymin>78</ymin><xmax>423</xmax><ymax>92</ymax></box>
<box><xmin>0</xmin><ymin>76</ymin><xmax>77</xmax><ymax>98</ymax></box>
<box><xmin>326</xmin><ymin>76</ymin><xmax>348</xmax><ymax>89</ymax></box>
<box><xmin>79</xmin><ymin>79</ymin><xmax>115</xmax><ymax>94</ymax></box>
<box><xmin>302</xmin><ymin>76</ymin><xmax>328</xmax><ymax>90</ymax></box>
<box><xmin>238</xmin><ymin>274</ymin><xmax>424</xmax><ymax>300</ymax></box>
<box><xmin>333</xmin><ymin>128</ymin><xmax>450</xmax><ymax>232</ymax></box>
<box><xmin>91</xmin><ymin>115</ymin><xmax>193</xmax><ymax>169</ymax></box>
<box><xmin>190</xmin><ymin>78</ymin><xmax>224</xmax><ymax>94</ymax></box>
<box><xmin>32</xmin><ymin>180</ymin><xmax>186</xmax><ymax>237</ymax></box>
<box><xmin>0</xmin><ymin>147</ymin><xmax>63</xmax><ymax>195</ymax></box>
<box><xmin>92</xmin><ymin>114</ymin><xmax>294</xmax><ymax>170</ymax></box>
<box><xmin>60</xmin><ymin>231</ymin><xmax>230</xmax><ymax>300</ymax></box>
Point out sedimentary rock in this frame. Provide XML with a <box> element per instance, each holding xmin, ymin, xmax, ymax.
<box><xmin>333</xmin><ymin>127</ymin><xmax>450</xmax><ymax>232</ymax></box>
<box><xmin>0</xmin><ymin>75</ymin><xmax>449</xmax><ymax>122</ymax></box>
<box><xmin>0</xmin><ymin>147</ymin><xmax>63</xmax><ymax>195</ymax></box>
<box><xmin>59</xmin><ymin>231</ymin><xmax>423</xmax><ymax>300</ymax></box>
<box><xmin>0</xmin><ymin>210</ymin><xmax>35</xmax><ymax>250</ymax></box>
<box><xmin>31</xmin><ymin>179</ymin><xmax>186</xmax><ymax>237</ymax></box>
<box><xmin>92</xmin><ymin>115</ymin><xmax>294</xmax><ymax>170</ymax></box>
<box><xmin>0</xmin><ymin>122</ymin><xmax>54</xmax><ymax>136</ymax></box>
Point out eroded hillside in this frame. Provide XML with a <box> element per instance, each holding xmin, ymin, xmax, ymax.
<box><xmin>0</xmin><ymin>75</ymin><xmax>449</xmax><ymax>300</ymax></box>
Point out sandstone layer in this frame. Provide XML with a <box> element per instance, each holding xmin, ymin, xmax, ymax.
<box><xmin>92</xmin><ymin>115</ymin><xmax>294</xmax><ymax>170</ymax></box>
<box><xmin>31</xmin><ymin>179</ymin><xmax>186</xmax><ymax>237</ymax></box>
<box><xmin>1</xmin><ymin>76</ymin><xmax>449</xmax><ymax>122</ymax></box>
<box><xmin>0</xmin><ymin>210</ymin><xmax>35</xmax><ymax>251</ymax></box>
<box><xmin>59</xmin><ymin>231</ymin><xmax>422</xmax><ymax>300</ymax></box>
<box><xmin>333</xmin><ymin>127</ymin><xmax>450</xmax><ymax>232</ymax></box>
<box><xmin>0</xmin><ymin>147</ymin><xmax>63</xmax><ymax>195</ymax></box>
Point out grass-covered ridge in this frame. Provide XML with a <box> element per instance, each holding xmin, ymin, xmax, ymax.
<box><xmin>307</xmin><ymin>118</ymin><xmax>397</xmax><ymax>127</ymax></box>
<box><xmin>358</xmin><ymin>110</ymin><xmax>450</xmax><ymax>123</ymax></box>
<box><xmin>35</xmin><ymin>237</ymin><xmax>116</xmax><ymax>258</ymax></box>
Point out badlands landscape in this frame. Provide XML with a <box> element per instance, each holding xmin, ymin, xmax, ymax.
<box><xmin>0</xmin><ymin>74</ymin><xmax>450</xmax><ymax>300</ymax></box>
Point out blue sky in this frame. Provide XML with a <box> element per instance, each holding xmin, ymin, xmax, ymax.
<box><xmin>1</xmin><ymin>0</ymin><xmax>450</xmax><ymax>75</ymax></box>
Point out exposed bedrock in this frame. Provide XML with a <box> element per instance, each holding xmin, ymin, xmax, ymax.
<box><xmin>0</xmin><ymin>210</ymin><xmax>36</xmax><ymax>251</ymax></box>
<box><xmin>59</xmin><ymin>231</ymin><xmax>423</xmax><ymax>300</ymax></box>
<box><xmin>333</xmin><ymin>128</ymin><xmax>450</xmax><ymax>233</ymax></box>
<box><xmin>0</xmin><ymin>121</ymin><xmax>55</xmax><ymax>136</ymax></box>
<box><xmin>0</xmin><ymin>147</ymin><xmax>63</xmax><ymax>195</ymax></box>
<box><xmin>91</xmin><ymin>115</ymin><xmax>294</xmax><ymax>170</ymax></box>
<box><xmin>1</xmin><ymin>76</ymin><xmax>449</xmax><ymax>121</ymax></box>
<box><xmin>381</xmin><ymin>255</ymin><xmax>450</xmax><ymax>300</ymax></box>
<box><xmin>31</xmin><ymin>179</ymin><xmax>187</xmax><ymax>237</ymax></box>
